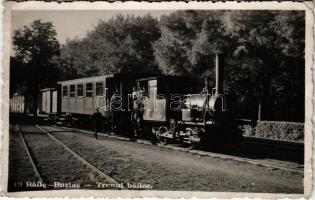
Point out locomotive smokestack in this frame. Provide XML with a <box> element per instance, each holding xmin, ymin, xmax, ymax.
<box><xmin>215</xmin><ymin>53</ymin><xmax>224</xmax><ymax>95</ymax></box>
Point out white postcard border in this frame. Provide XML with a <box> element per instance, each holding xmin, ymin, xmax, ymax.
<box><xmin>1</xmin><ymin>1</ymin><xmax>313</xmax><ymax>198</ymax></box>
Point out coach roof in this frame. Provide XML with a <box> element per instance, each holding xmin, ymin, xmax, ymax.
<box><xmin>57</xmin><ymin>73</ymin><xmax>157</xmax><ymax>85</ymax></box>
<box><xmin>40</xmin><ymin>88</ymin><xmax>56</xmax><ymax>92</ymax></box>
<box><xmin>136</xmin><ymin>75</ymin><xmax>192</xmax><ymax>82</ymax></box>
<box><xmin>57</xmin><ymin>74</ymin><xmax>115</xmax><ymax>85</ymax></box>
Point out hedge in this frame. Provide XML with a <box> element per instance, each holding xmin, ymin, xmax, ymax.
<box><xmin>238</xmin><ymin>121</ymin><xmax>304</xmax><ymax>142</ymax></box>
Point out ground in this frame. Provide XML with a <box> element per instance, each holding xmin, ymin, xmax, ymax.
<box><xmin>9</xmin><ymin>124</ymin><xmax>303</xmax><ymax>193</ymax></box>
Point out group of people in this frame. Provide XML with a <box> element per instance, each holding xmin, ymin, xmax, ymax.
<box><xmin>132</xmin><ymin>83</ymin><xmax>146</xmax><ymax>111</ymax></box>
<box><xmin>91</xmin><ymin>79</ymin><xmax>222</xmax><ymax>139</ymax></box>
<box><xmin>91</xmin><ymin>88</ymin><xmax>120</xmax><ymax>139</ymax></box>
<box><xmin>91</xmin><ymin>84</ymin><xmax>146</xmax><ymax>139</ymax></box>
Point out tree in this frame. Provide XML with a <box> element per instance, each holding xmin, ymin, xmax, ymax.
<box><xmin>57</xmin><ymin>38</ymin><xmax>92</xmax><ymax>78</ymax></box>
<box><xmin>227</xmin><ymin>10</ymin><xmax>305</xmax><ymax>121</ymax></box>
<box><xmin>153</xmin><ymin>10</ymin><xmax>228</xmax><ymax>78</ymax></box>
<box><xmin>268</xmin><ymin>11</ymin><xmax>305</xmax><ymax>121</ymax></box>
<box><xmin>189</xmin><ymin>17</ymin><xmax>230</xmax><ymax>78</ymax></box>
<box><xmin>59</xmin><ymin>14</ymin><xmax>161</xmax><ymax>77</ymax></box>
<box><xmin>153</xmin><ymin>11</ymin><xmax>203</xmax><ymax>76</ymax></box>
<box><xmin>12</xmin><ymin>20</ymin><xmax>60</xmax><ymax>116</ymax></box>
<box><xmin>153</xmin><ymin>10</ymin><xmax>305</xmax><ymax>122</ymax></box>
<box><xmin>10</xmin><ymin>57</ymin><xmax>24</xmax><ymax>97</ymax></box>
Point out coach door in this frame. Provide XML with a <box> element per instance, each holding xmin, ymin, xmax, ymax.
<box><xmin>95</xmin><ymin>80</ymin><xmax>106</xmax><ymax>110</ymax></box>
<box><xmin>106</xmin><ymin>77</ymin><xmax>115</xmax><ymax>107</ymax></box>
<box><xmin>52</xmin><ymin>90</ymin><xmax>58</xmax><ymax>113</ymax></box>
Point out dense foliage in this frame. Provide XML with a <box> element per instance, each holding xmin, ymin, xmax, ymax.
<box><xmin>226</xmin><ymin>11</ymin><xmax>305</xmax><ymax>121</ymax></box>
<box><xmin>11</xmin><ymin>20</ymin><xmax>61</xmax><ymax>115</ymax></box>
<box><xmin>153</xmin><ymin>10</ymin><xmax>304</xmax><ymax>121</ymax></box>
<box><xmin>57</xmin><ymin>14</ymin><xmax>160</xmax><ymax>78</ymax></box>
<box><xmin>11</xmin><ymin>11</ymin><xmax>305</xmax><ymax>121</ymax></box>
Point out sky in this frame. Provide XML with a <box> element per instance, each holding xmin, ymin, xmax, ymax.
<box><xmin>11</xmin><ymin>10</ymin><xmax>174</xmax><ymax>45</ymax></box>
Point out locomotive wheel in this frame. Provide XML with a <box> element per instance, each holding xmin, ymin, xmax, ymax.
<box><xmin>157</xmin><ymin>136</ymin><xmax>168</xmax><ymax>145</ymax></box>
<box><xmin>155</xmin><ymin>126</ymin><xmax>169</xmax><ymax>145</ymax></box>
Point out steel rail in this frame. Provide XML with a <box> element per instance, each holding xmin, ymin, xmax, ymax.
<box><xmin>17</xmin><ymin>125</ymin><xmax>46</xmax><ymax>188</ymax></box>
<box><xmin>243</xmin><ymin>136</ymin><xmax>304</xmax><ymax>148</ymax></box>
<box><xmin>35</xmin><ymin>124</ymin><xmax>124</xmax><ymax>188</ymax></box>
<box><xmin>48</xmin><ymin>124</ymin><xmax>304</xmax><ymax>174</ymax></box>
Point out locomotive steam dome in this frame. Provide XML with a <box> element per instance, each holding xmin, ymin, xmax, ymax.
<box><xmin>208</xmin><ymin>95</ymin><xmax>225</xmax><ymax>112</ymax></box>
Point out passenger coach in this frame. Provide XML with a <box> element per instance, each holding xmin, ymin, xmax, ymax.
<box><xmin>57</xmin><ymin>73</ymin><xmax>148</xmax><ymax>133</ymax></box>
<box><xmin>39</xmin><ymin>88</ymin><xmax>60</xmax><ymax>115</ymax></box>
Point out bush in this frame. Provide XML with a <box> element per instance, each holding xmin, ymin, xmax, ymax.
<box><xmin>238</xmin><ymin>124</ymin><xmax>253</xmax><ymax>137</ymax></box>
<box><xmin>239</xmin><ymin>121</ymin><xmax>304</xmax><ymax>141</ymax></box>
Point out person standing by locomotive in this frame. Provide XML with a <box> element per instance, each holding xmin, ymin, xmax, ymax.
<box><xmin>131</xmin><ymin>86</ymin><xmax>139</xmax><ymax>109</ymax></box>
<box><xmin>110</xmin><ymin>88</ymin><xmax>120</xmax><ymax>133</ymax></box>
<box><xmin>91</xmin><ymin>108</ymin><xmax>102</xmax><ymax>139</ymax></box>
<box><xmin>201</xmin><ymin>77</ymin><xmax>209</xmax><ymax>94</ymax></box>
<box><xmin>131</xmin><ymin>85</ymin><xmax>143</xmax><ymax>111</ymax></box>
<box><xmin>131</xmin><ymin>83</ymin><xmax>144</xmax><ymax>137</ymax></box>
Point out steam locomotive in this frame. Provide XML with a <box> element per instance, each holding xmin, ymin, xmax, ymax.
<box><xmin>10</xmin><ymin>54</ymin><xmax>242</xmax><ymax>147</ymax></box>
<box><xmin>132</xmin><ymin>54</ymin><xmax>242</xmax><ymax>147</ymax></box>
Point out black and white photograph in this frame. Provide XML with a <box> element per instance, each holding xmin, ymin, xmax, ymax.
<box><xmin>2</xmin><ymin>1</ymin><xmax>313</xmax><ymax>198</ymax></box>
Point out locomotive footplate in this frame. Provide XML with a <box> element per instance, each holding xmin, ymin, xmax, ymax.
<box><xmin>179</xmin><ymin>121</ymin><xmax>215</xmax><ymax>126</ymax></box>
<box><xmin>152</xmin><ymin>120</ymin><xmax>211</xmax><ymax>145</ymax></box>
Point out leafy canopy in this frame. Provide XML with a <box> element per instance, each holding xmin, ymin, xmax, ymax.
<box><xmin>12</xmin><ymin>20</ymin><xmax>61</xmax><ymax>96</ymax></box>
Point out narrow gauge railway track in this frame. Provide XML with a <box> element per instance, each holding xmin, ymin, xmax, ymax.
<box><xmin>17</xmin><ymin>126</ymin><xmax>44</xmax><ymax>185</ymax></box>
<box><xmin>241</xmin><ymin>136</ymin><xmax>304</xmax><ymax>164</ymax></box>
<box><xmin>8</xmin><ymin>125</ymin><xmax>42</xmax><ymax>191</ymax></box>
<box><xmin>18</xmin><ymin>124</ymin><xmax>123</xmax><ymax>190</ymax></box>
<box><xmin>49</xmin><ymin>125</ymin><xmax>304</xmax><ymax>174</ymax></box>
<box><xmin>242</xmin><ymin>136</ymin><xmax>304</xmax><ymax>152</ymax></box>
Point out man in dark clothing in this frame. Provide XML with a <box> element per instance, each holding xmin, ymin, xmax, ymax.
<box><xmin>91</xmin><ymin>108</ymin><xmax>103</xmax><ymax>139</ymax></box>
<box><xmin>110</xmin><ymin>88</ymin><xmax>120</xmax><ymax>133</ymax></box>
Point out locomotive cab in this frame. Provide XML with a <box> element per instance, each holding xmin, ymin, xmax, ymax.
<box><xmin>131</xmin><ymin>76</ymin><xmax>196</xmax><ymax>139</ymax></box>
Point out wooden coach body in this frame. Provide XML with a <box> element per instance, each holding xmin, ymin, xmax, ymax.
<box><xmin>58</xmin><ymin>75</ymin><xmax>111</xmax><ymax>116</ymax></box>
<box><xmin>58</xmin><ymin>73</ymin><xmax>143</xmax><ymax>117</ymax></box>
<box><xmin>39</xmin><ymin>88</ymin><xmax>60</xmax><ymax>114</ymax></box>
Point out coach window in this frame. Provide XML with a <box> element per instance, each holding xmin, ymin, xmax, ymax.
<box><xmin>96</xmin><ymin>82</ymin><xmax>103</xmax><ymax>96</ymax></box>
<box><xmin>86</xmin><ymin>83</ymin><xmax>93</xmax><ymax>97</ymax></box>
<box><xmin>77</xmin><ymin>84</ymin><xmax>83</xmax><ymax>97</ymax></box>
<box><xmin>149</xmin><ymin>80</ymin><xmax>157</xmax><ymax>97</ymax></box>
<box><xmin>62</xmin><ymin>85</ymin><xmax>68</xmax><ymax>98</ymax></box>
<box><xmin>69</xmin><ymin>85</ymin><xmax>75</xmax><ymax>97</ymax></box>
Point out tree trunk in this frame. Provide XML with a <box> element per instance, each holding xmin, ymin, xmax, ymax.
<box><xmin>32</xmin><ymin>93</ymin><xmax>38</xmax><ymax>119</ymax></box>
<box><xmin>23</xmin><ymin>96</ymin><xmax>27</xmax><ymax>114</ymax></box>
<box><xmin>258</xmin><ymin>98</ymin><xmax>262</xmax><ymax>121</ymax></box>
<box><xmin>262</xmin><ymin>75</ymin><xmax>271</xmax><ymax>120</ymax></box>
